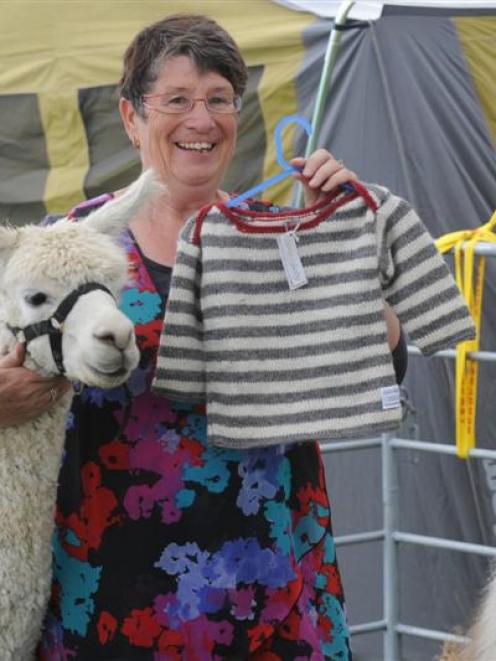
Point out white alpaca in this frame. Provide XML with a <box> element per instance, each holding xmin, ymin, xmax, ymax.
<box><xmin>460</xmin><ymin>566</ymin><xmax>496</xmax><ymax>661</ymax></box>
<box><xmin>440</xmin><ymin>565</ymin><xmax>496</xmax><ymax>661</ymax></box>
<box><xmin>0</xmin><ymin>170</ymin><xmax>158</xmax><ymax>660</ymax></box>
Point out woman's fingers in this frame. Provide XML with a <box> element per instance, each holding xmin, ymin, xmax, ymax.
<box><xmin>0</xmin><ymin>347</ymin><xmax>70</xmax><ymax>427</ymax></box>
<box><xmin>291</xmin><ymin>150</ymin><xmax>357</xmax><ymax>205</ymax></box>
<box><xmin>0</xmin><ymin>343</ymin><xmax>25</xmax><ymax>368</ymax></box>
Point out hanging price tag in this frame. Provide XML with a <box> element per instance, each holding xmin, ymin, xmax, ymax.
<box><xmin>276</xmin><ymin>231</ymin><xmax>308</xmax><ymax>290</ymax></box>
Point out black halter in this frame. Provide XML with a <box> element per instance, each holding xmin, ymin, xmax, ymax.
<box><xmin>8</xmin><ymin>282</ymin><xmax>114</xmax><ymax>375</ymax></box>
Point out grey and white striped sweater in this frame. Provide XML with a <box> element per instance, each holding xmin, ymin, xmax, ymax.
<box><xmin>152</xmin><ymin>183</ymin><xmax>474</xmax><ymax>449</ymax></box>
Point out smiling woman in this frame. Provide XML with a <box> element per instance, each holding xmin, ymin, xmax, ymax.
<box><xmin>120</xmin><ymin>56</ymin><xmax>239</xmax><ymax>199</ymax></box>
<box><xmin>33</xmin><ymin>13</ymin><xmax>397</xmax><ymax>661</ymax></box>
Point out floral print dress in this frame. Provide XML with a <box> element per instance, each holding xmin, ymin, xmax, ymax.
<box><xmin>38</xmin><ymin>195</ymin><xmax>351</xmax><ymax>660</ymax></box>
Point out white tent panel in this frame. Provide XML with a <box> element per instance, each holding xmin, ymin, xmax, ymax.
<box><xmin>272</xmin><ymin>0</ymin><xmax>496</xmax><ymax>19</ymax></box>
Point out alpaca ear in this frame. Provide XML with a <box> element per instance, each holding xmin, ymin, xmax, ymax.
<box><xmin>84</xmin><ymin>169</ymin><xmax>162</xmax><ymax>239</ymax></box>
<box><xmin>0</xmin><ymin>226</ymin><xmax>19</xmax><ymax>280</ymax></box>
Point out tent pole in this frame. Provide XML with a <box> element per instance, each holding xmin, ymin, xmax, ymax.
<box><xmin>294</xmin><ymin>0</ymin><xmax>355</xmax><ymax>207</ymax></box>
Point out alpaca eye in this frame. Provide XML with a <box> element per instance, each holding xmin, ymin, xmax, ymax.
<box><xmin>25</xmin><ymin>292</ymin><xmax>47</xmax><ymax>307</ymax></box>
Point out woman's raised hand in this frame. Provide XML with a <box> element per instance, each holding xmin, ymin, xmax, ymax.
<box><xmin>291</xmin><ymin>149</ymin><xmax>357</xmax><ymax>207</ymax></box>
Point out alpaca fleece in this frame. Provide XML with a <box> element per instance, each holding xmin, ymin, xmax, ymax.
<box><xmin>0</xmin><ymin>380</ymin><xmax>71</xmax><ymax>659</ymax></box>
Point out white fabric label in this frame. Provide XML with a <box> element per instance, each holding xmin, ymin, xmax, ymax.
<box><xmin>276</xmin><ymin>232</ymin><xmax>308</xmax><ymax>290</ymax></box>
<box><xmin>380</xmin><ymin>385</ymin><xmax>401</xmax><ymax>410</ymax></box>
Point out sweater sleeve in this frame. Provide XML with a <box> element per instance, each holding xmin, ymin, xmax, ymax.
<box><xmin>374</xmin><ymin>187</ymin><xmax>475</xmax><ymax>355</ymax></box>
<box><xmin>152</xmin><ymin>216</ymin><xmax>206</xmax><ymax>402</ymax></box>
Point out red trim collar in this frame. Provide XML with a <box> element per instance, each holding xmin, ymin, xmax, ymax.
<box><xmin>192</xmin><ymin>180</ymin><xmax>377</xmax><ymax>245</ymax></box>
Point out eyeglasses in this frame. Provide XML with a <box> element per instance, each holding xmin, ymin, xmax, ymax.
<box><xmin>142</xmin><ymin>93</ymin><xmax>242</xmax><ymax>115</ymax></box>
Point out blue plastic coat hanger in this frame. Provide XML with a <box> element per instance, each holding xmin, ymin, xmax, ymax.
<box><xmin>226</xmin><ymin>114</ymin><xmax>353</xmax><ymax>208</ymax></box>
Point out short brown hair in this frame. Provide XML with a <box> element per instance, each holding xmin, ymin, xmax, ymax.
<box><xmin>119</xmin><ymin>14</ymin><xmax>248</xmax><ymax>115</ymax></box>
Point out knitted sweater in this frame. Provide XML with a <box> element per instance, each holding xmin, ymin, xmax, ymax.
<box><xmin>152</xmin><ymin>183</ymin><xmax>474</xmax><ymax>449</ymax></box>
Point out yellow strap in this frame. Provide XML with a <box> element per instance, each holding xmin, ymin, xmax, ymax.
<box><xmin>434</xmin><ymin>210</ymin><xmax>496</xmax><ymax>458</ymax></box>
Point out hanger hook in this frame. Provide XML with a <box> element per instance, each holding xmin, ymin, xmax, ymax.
<box><xmin>225</xmin><ymin>114</ymin><xmax>314</xmax><ymax>208</ymax></box>
<box><xmin>274</xmin><ymin>115</ymin><xmax>313</xmax><ymax>171</ymax></box>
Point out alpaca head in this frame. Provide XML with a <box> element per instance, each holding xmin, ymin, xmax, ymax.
<box><xmin>0</xmin><ymin>170</ymin><xmax>160</xmax><ymax>388</ymax></box>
